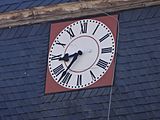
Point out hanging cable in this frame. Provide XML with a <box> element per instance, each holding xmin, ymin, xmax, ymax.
<box><xmin>78</xmin><ymin>1</ymin><xmax>120</xmax><ymax>120</ymax></box>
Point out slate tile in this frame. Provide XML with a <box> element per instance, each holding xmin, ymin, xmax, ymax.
<box><xmin>25</xmin><ymin>91</ymin><xmax>39</xmax><ymax>98</ymax></box>
<box><xmin>148</xmin><ymin>16</ymin><xmax>160</xmax><ymax>25</ymax></box>
<box><xmin>96</xmin><ymin>96</ymin><xmax>109</xmax><ymax>103</ymax></box>
<box><xmin>96</xmin><ymin>87</ymin><xmax>106</xmax><ymax>96</ymax></box>
<box><xmin>132</xmin><ymin>112</ymin><xmax>149</xmax><ymax>120</ymax></box>
<box><xmin>72</xmin><ymin>98</ymin><xmax>83</xmax><ymax>106</ymax></box>
<box><xmin>115</xmin><ymin>107</ymin><xmax>132</xmax><ymax>115</ymax></box>
<box><xmin>3</xmin><ymin>116</ymin><xmax>12</xmax><ymax>120</ymax></box>
<box><xmin>150</xmin><ymin>103</ymin><xmax>160</xmax><ymax>111</ymax></box>
<box><xmin>153</xmin><ymin>110</ymin><xmax>160</xmax><ymax>118</ymax></box>
<box><xmin>132</xmin><ymin>105</ymin><xmax>145</xmax><ymax>113</ymax></box>
<box><xmin>0</xmin><ymin>5</ymin><xmax>9</xmax><ymax>12</ymax></box>
<box><xmin>0</xmin><ymin>0</ymin><xmax>21</xmax><ymax>6</ymax></box>
<box><xmin>10</xmin><ymin>115</ymin><xmax>20</xmax><ymax>120</ymax></box>
<box><xmin>36</xmin><ymin>23</ymin><xmax>50</xmax><ymax>35</ymax></box>
<box><xmin>97</xmin><ymin>110</ymin><xmax>109</xmax><ymax>118</ymax></box>
<box><xmin>28</xmin><ymin>0</ymin><xmax>44</xmax><ymax>8</ymax></box>
<box><xmin>56</xmin><ymin>93</ymin><xmax>66</xmax><ymax>101</ymax></box>
<box><xmin>118</xmin><ymin>116</ymin><xmax>129</xmax><ymax>120</ymax></box>
<box><xmin>134</xmin><ymin>97</ymin><xmax>147</xmax><ymax>105</ymax></box>
<box><xmin>130</xmin><ymin>8</ymin><xmax>143</xmax><ymax>21</ymax></box>
<box><xmin>109</xmin><ymin>108</ymin><xmax>116</xmax><ymax>117</ymax></box>
<box><xmin>60</xmin><ymin>101</ymin><xmax>70</xmax><ymax>109</ymax></box>
<box><xmin>38</xmin><ymin>0</ymin><xmax>54</xmax><ymax>6</ymax></box>
<box><xmin>44</xmin><ymin>117</ymin><xmax>57</xmax><ymax>120</ymax></box>
<box><xmin>48</xmin><ymin>94</ymin><xmax>58</xmax><ymax>102</ymax></box>
<box><xmin>69</xmin><ymin>91</ymin><xmax>78</xmax><ymax>100</ymax></box>
<box><xmin>154</xmin><ymin>7</ymin><xmax>160</xmax><ymax>17</ymax></box>
<box><xmin>0</xmin><ymin>102</ymin><xmax>6</xmax><ymax>109</ymax></box>
<box><xmin>14</xmin><ymin>26</ymin><xmax>25</xmax><ymax>38</ymax></box>
<box><xmin>20</xmin><ymin>26</ymin><xmax>33</xmax><ymax>37</ymax></box>
<box><xmin>124</xmin><ymin>100</ymin><xmax>135</xmax><ymax>107</ymax></box>
<box><xmin>46</xmin><ymin>109</ymin><xmax>64</xmax><ymax>117</ymax></box>
<box><xmin>15</xmin><ymin>106</ymin><xmax>24</xmax><ymax>114</ymax></box>
<box><xmin>62</xmin><ymin>92</ymin><xmax>71</xmax><ymax>100</ymax></box>
<box><xmin>21</xmin><ymin>114</ymin><xmax>30</xmax><ymax>120</ymax></box>
<box><xmin>101</xmin><ymin>87</ymin><xmax>110</xmax><ymax>95</ymax></box>
<box><xmin>28</xmin><ymin>24</ymin><xmax>42</xmax><ymax>36</ymax></box>
<box><xmin>4</xmin><ymin>3</ymin><xmax>21</xmax><ymax>12</ymax></box>
<box><xmin>121</xmin><ymin>18</ymin><xmax>160</xmax><ymax>31</ymax></box>
<box><xmin>30</xmin><ymin>94</ymin><xmax>42</xmax><ymax>102</ymax></box>
<box><xmin>0</xmin><ymin>28</ymin><xmax>11</xmax><ymax>40</ymax></box>
<box><xmin>80</xmin><ymin>105</ymin><xmax>92</xmax><ymax>112</ymax></box>
<box><xmin>119</xmin><ymin>10</ymin><xmax>133</xmax><ymax>22</ymax></box>
<box><xmin>0</xmin><ymin>80</ymin><xmax>11</xmax><ymax>88</ymax></box>
<box><xmin>76</xmin><ymin>90</ymin><xmax>85</xmax><ymax>98</ymax></box>
<box><xmin>83</xmin><ymin>111</ymin><xmax>97</xmax><ymax>119</ymax></box>
<box><xmin>82</xmin><ymin>89</ymin><xmax>92</xmax><ymax>97</ymax></box>
<box><xmin>138</xmin><ymin>8</ymin><xmax>151</xmax><ymax>20</ymax></box>
<box><xmin>61</xmin><ymin>115</ymin><xmax>82</xmax><ymax>120</ymax></box>
<box><xmin>0</xmin><ymin>93</ymin><xmax>6</xmax><ymax>101</ymax></box>
<box><xmin>8</xmin><ymin>108</ymin><xmax>18</xmax><ymax>115</ymax></box>
<box><xmin>16</xmin><ymin>1</ymin><xmax>33</xmax><ymax>10</ymax></box>
<box><xmin>89</xmin><ymin>88</ymin><xmax>98</xmax><ymax>96</ymax></box>
<box><xmin>0</xmin><ymin>0</ymin><xmax>78</xmax><ymax>13</ymax></box>
<box><xmin>28</xmin><ymin>105</ymin><xmax>41</xmax><ymax>113</ymax></box>
<box><xmin>0</xmin><ymin>109</ymin><xmax>9</xmax><ymax>116</ymax></box>
<box><xmin>50</xmin><ymin>102</ymin><xmax>62</xmax><ymax>109</ymax></box>
<box><xmin>27</xmin><ymin>112</ymin><xmax>40</xmax><ymax>119</ymax></box>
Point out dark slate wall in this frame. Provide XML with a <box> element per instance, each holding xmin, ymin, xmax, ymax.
<box><xmin>0</xmin><ymin>5</ymin><xmax>160</xmax><ymax>120</ymax></box>
<box><xmin>0</xmin><ymin>22</ymin><xmax>111</xmax><ymax>120</ymax></box>
<box><xmin>0</xmin><ymin>23</ymin><xmax>51</xmax><ymax>120</ymax></box>
<box><xmin>0</xmin><ymin>0</ymin><xmax>78</xmax><ymax>13</ymax></box>
<box><xmin>110</xmin><ymin>5</ymin><xmax>160</xmax><ymax>120</ymax></box>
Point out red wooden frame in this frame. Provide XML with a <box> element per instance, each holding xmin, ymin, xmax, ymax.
<box><xmin>45</xmin><ymin>15</ymin><xmax>118</xmax><ymax>94</ymax></box>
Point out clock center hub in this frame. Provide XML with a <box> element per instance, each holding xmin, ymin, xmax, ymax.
<box><xmin>65</xmin><ymin>35</ymin><xmax>99</xmax><ymax>73</ymax></box>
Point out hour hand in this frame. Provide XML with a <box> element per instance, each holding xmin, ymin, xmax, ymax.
<box><xmin>59</xmin><ymin>51</ymin><xmax>82</xmax><ymax>62</ymax></box>
<box><xmin>59</xmin><ymin>53</ymin><xmax>69</xmax><ymax>61</ymax></box>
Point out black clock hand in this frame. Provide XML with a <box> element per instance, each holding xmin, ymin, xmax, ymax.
<box><xmin>59</xmin><ymin>51</ymin><xmax>82</xmax><ymax>81</ymax></box>
<box><xmin>59</xmin><ymin>50</ymin><xmax>82</xmax><ymax>62</ymax></box>
<box><xmin>59</xmin><ymin>53</ymin><xmax>69</xmax><ymax>61</ymax></box>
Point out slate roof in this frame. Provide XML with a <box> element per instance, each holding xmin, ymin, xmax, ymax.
<box><xmin>0</xmin><ymin>0</ymin><xmax>78</xmax><ymax>13</ymax></box>
<box><xmin>0</xmin><ymin>4</ymin><xmax>160</xmax><ymax>120</ymax></box>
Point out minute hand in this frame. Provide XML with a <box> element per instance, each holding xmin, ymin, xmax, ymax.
<box><xmin>66</xmin><ymin>50</ymin><xmax>82</xmax><ymax>72</ymax></box>
<box><xmin>59</xmin><ymin>51</ymin><xmax>82</xmax><ymax>81</ymax></box>
<box><xmin>66</xmin><ymin>53</ymin><xmax>78</xmax><ymax>72</ymax></box>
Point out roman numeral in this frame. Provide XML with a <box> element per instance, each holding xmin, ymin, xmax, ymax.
<box><xmin>77</xmin><ymin>75</ymin><xmax>82</xmax><ymax>86</ymax></box>
<box><xmin>60</xmin><ymin>72</ymin><xmax>72</xmax><ymax>85</ymax></box>
<box><xmin>53</xmin><ymin>64</ymin><xmax>65</xmax><ymax>76</ymax></box>
<box><xmin>55</xmin><ymin>40</ymin><xmax>66</xmax><ymax>47</ymax></box>
<box><xmin>90</xmin><ymin>70</ymin><xmax>96</xmax><ymax>81</ymax></box>
<box><xmin>49</xmin><ymin>54</ymin><xmax>62</xmax><ymax>60</ymax></box>
<box><xmin>96</xmin><ymin>59</ymin><xmax>108</xmax><ymax>70</ymax></box>
<box><xmin>65</xmin><ymin>28</ymin><xmax>75</xmax><ymax>38</ymax></box>
<box><xmin>99</xmin><ymin>34</ymin><xmax>110</xmax><ymax>42</ymax></box>
<box><xmin>101</xmin><ymin>47</ymin><xmax>112</xmax><ymax>54</ymax></box>
<box><xmin>80</xmin><ymin>21</ymin><xmax>88</xmax><ymax>34</ymax></box>
<box><xmin>92</xmin><ymin>24</ymin><xmax>100</xmax><ymax>35</ymax></box>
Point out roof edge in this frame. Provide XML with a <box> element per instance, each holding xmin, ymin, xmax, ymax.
<box><xmin>0</xmin><ymin>0</ymin><xmax>160</xmax><ymax>28</ymax></box>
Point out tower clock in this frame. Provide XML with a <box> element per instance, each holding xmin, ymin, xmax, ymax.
<box><xmin>45</xmin><ymin>15</ymin><xmax>118</xmax><ymax>93</ymax></box>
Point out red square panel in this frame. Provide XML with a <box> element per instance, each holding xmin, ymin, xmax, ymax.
<box><xmin>45</xmin><ymin>15</ymin><xmax>118</xmax><ymax>94</ymax></box>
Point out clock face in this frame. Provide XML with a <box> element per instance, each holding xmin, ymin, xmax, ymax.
<box><xmin>48</xmin><ymin>19</ymin><xmax>115</xmax><ymax>89</ymax></box>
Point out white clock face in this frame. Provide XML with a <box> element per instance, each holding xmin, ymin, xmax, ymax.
<box><xmin>48</xmin><ymin>19</ymin><xmax>115</xmax><ymax>89</ymax></box>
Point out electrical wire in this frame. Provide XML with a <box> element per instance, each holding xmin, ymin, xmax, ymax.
<box><xmin>78</xmin><ymin>1</ymin><xmax>120</xmax><ymax>120</ymax></box>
